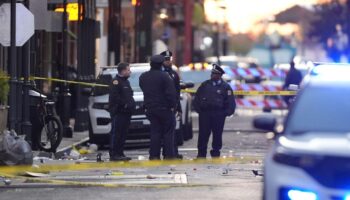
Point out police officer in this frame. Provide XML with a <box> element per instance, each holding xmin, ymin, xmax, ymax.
<box><xmin>283</xmin><ymin>61</ymin><xmax>303</xmax><ymax>106</ymax></box>
<box><xmin>109</xmin><ymin>62</ymin><xmax>135</xmax><ymax>161</ymax></box>
<box><xmin>139</xmin><ymin>55</ymin><xmax>178</xmax><ymax>160</ymax></box>
<box><xmin>160</xmin><ymin>50</ymin><xmax>183</xmax><ymax>159</ymax></box>
<box><xmin>193</xmin><ymin>64</ymin><xmax>236</xmax><ymax>158</ymax></box>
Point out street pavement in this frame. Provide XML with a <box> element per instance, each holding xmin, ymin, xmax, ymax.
<box><xmin>0</xmin><ymin>109</ymin><xmax>285</xmax><ymax>200</ymax></box>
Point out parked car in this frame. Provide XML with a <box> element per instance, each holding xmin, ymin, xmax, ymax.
<box><xmin>87</xmin><ymin>63</ymin><xmax>194</xmax><ymax>147</ymax></box>
<box><xmin>254</xmin><ymin>64</ymin><xmax>350</xmax><ymax>200</ymax></box>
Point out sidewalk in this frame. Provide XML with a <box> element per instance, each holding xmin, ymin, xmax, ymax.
<box><xmin>56</xmin><ymin>131</ymin><xmax>89</xmax><ymax>153</ymax></box>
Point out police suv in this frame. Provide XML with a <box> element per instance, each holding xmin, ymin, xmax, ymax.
<box><xmin>87</xmin><ymin>63</ymin><xmax>194</xmax><ymax>147</ymax></box>
<box><xmin>254</xmin><ymin>64</ymin><xmax>350</xmax><ymax>200</ymax></box>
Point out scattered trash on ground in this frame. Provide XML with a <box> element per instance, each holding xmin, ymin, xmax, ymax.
<box><xmin>0</xmin><ymin>176</ymin><xmax>11</xmax><ymax>186</ymax></box>
<box><xmin>0</xmin><ymin>130</ymin><xmax>33</xmax><ymax>166</ymax></box>
<box><xmin>252</xmin><ymin>170</ymin><xmax>264</xmax><ymax>177</ymax></box>
<box><xmin>146</xmin><ymin>175</ymin><xmax>157</xmax><ymax>179</ymax></box>
<box><xmin>138</xmin><ymin>155</ymin><xmax>147</xmax><ymax>161</ymax></box>
<box><xmin>23</xmin><ymin>171</ymin><xmax>50</xmax><ymax>178</ymax></box>
<box><xmin>105</xmin><ymin>170</ymin><xmax>124</xmax><ymax>176</ymax></box>
<box><xmin>96</xmin><ymin>153</ymin><xmax>103</xmax><ymax>162</ymax></box>
<box><xmin>33</xmin><ymin>156</ymin><xmax>53</xmax><ymax>164</ymax></box>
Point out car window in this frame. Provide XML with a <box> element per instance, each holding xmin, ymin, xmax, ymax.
<box><xmin>129</xmin><ymin>71</ymin><xmax>143</xmax><ymax>92</ymax></box>
<box><xmin>285</xmin><ymin>85</ymin><xmax>350</xmax><ymax>135</ymax></box>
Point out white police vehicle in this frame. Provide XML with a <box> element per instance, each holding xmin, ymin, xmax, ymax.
<box><xmin>87</xmin><ymin>63</ymin><xmax>194</xmax><ymax>147</ymax></box>
<box><xmin>254</xmin><ymin>64</ymin><xmax>350</xmax><ymax>200</ymax></box>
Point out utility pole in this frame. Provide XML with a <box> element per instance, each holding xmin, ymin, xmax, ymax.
<box><xmin>21</xmin><ymin>0</ymin><xmax>32</xmax><ymax>141</ymax></box>
<box><xmin>75</xmin><ymin>0</ymin><xmax>96</xmax><ymax>132</ymax></box>
<box><xmin>108</xmin><ymin>0</ymin><xmax>121</xmax><ymax>65</ymax></box>
<box><xmin>184</xmin><ymin>0</ymin><xmax>193</xmax><ymax>64</ymax></box>
<box><xmin>134</xmin><ymin>0</ymin><xmax>154</xmax><ymax>62</ymax></box>
<box><xmin>8</xmin><ymin>0</ymin><xmax>17</xmax><ymax>131</ymax></box>
<box><xmin>60</xmin><ymin>0</ymin><xmax>73</xmax><ymax>137</ymax></box>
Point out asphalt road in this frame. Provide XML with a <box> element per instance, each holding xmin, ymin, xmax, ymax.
<box><xmin>0</xmin><ymin>110</ymin><xmax>280</xmax><ymax>200</ymax></box>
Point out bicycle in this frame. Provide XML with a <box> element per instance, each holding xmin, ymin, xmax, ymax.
<box><xmin>29</xmin><ymin>87</ymin><xmax>63</xmax><ymax>152</ymax></box>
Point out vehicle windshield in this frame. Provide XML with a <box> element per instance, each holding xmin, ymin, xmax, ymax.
<box><xmin>286</xmin><ymin>85</ymin><xmax>350</xmax><ymax>135</ymax></box>
<box><xmin>180</xmin><ymin>70</ymin><xmax>211</xmax><ymax>84</ymax></box>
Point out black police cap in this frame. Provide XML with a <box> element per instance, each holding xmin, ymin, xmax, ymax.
<box><xmin>211</xmin><ymin>63</ymin><xmax>225</xmax><ymax>74</ymax></box>
<box><xmin>160</xmin><ymin>50</ymin><xmax>173</xmax><ymax>58</ymax></box>
<box><xmin>150</xmin><ymin>55</ymin><xmax>165</xmax><ymax>64</ymax></box>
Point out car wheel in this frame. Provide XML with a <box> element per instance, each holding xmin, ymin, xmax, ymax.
<box><xmin>176</xmin><ymin>121</ymin><xmax>184</xmax><ymax>146</ymax></box>
<box><xmin>183</xmin><ymin>102</ymin><xmax>193</xmax><ymax>141</ymax></box>
<box><xmin>176</xmin><ymin>131</ymin><xmax>184</xmax><ymax>146</ymax></box>
<box><xmin>88</xmin><ymin>118</ymin><xmax>96</xmax><ymax>143</ymax></box>
<box><xmin>183</xmin><ymin>122</ymin><xmax>193</xmax><ymax>141</ymax></box>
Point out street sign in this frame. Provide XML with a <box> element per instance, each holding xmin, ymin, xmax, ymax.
<box><xmin>0</xmin><ymin>3</ymin><xmax>35</xmax><ymax>47</ymax></box>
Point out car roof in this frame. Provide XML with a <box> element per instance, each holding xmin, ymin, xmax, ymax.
<box><xmin>302</xmin><ymin>64</ymin><xmax>350</xmax><ymax>87</ymax></box>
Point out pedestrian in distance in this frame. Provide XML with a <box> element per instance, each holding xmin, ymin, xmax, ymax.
<box><xmin>160</xmin><ymin>50</ymin><xmax>183</xmax><ymax>159</ymax></box>
<box><xmin>282</xmin><ymin>61</ymin><xmax>303</xmax><ymax>106</ymax></box>
<box><xmin>139</xmin><ymin>55</ymin><xmax>178</xmax><ymax>160</ymax></box>
<box><xmin>193</xmin><ymin>63</ymin><xmax>236</xmax><ymax>159</ymax></box>
<box><xmin>108</xmin><ymin>62</ymin><xmax>135</xmax><ymax>161</ymax></box>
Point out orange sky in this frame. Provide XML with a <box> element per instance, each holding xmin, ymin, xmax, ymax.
<box><xmin>204</xmin><ymin>0</ymin><xmax>324</xmax><ymax>33</ymax></box>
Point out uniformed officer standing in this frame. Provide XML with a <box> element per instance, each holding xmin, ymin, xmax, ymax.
<box><xmin>109</xmin><ymin>63</ymin><xmax>135</xmax><ymax>161</ymax></box>
<box><xmin>139</xmin><ymin>55</ymin><xmax>178</xmax><ymax>160</ymax></box>
<box><xmin>282</xmin><ymin>61</ymin><xmax>303</xmax><ymax>106</ymax></box>
<box><xmin>193</xmin><ymin>64</ymin><xmax>236</xmax><ymax>158</ymax></box>
<box><xmin>160</xmin><ymin>50</ymin><xmax>183</xmax><ymax>159</ymax></box>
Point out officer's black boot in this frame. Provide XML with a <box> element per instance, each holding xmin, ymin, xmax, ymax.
<box><xmin>210</xmin><ymin>150</ymin><xmax>220</xmax><ymax>158</ymax></box>
<box><xmin>196</xmin><ymin>151</ymin><xmax>207</xmax><ymax>159</ymax></box>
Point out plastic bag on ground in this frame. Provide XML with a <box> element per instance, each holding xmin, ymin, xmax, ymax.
<box><xmin>0</xmin><ymin>130</ymin><xmax>33</xmax><ymax>166</ymax></box>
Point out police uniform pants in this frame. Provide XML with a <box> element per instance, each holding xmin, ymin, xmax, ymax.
<box><xmin>197</xmin><ymin>111</ymin><xmax>226</xmax><ymax>158</ymax></box>
<box><xmin>146</xmin><ymin>108</ymin><xmax>175</xmax><ymax>159</ymax></box>
<box><xmin>109</xmin><ymin>113</ymin><xmax>131</xmax><ymax>157</ymax></box>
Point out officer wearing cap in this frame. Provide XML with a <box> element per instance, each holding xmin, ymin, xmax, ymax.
<box><xmin>193</xmin><ymin>64</ymin><xmax>236</xmax><ymax>158</ymax></box>
<box><xmin>160</xmin><ymin>50</ymin><xmax>183</xmax><ymax>159</ymax></box>
<box><xmin>139</xmin><ymin>55</ymin><xmax>178</xmax><ymax>160</ymax></box>
<box><xmin>109</xmin><ymin>62</ymin><xmax>135</xmax><ymax>161</ymax></box>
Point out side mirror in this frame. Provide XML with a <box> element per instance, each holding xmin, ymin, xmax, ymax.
<box><xmin>185</xmin><ymin>82</ymin><xmax>194</xmax><ymax>89</ymax></box>
<box><xmin>82</xmin><ymin>87</ymin><xmax>93</xmax><ymax>96</ymax></box>
<box><xmin>253</xmin><ymin>114</ymin><xmax>276</xmax><ymax>132</ymax></box>
<box><xmin>180</xmin><ymin>82</ymin><xmax>194</xmax><ymax>89</ymax></box>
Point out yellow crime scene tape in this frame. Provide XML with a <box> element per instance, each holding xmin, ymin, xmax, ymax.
<box><xmin>0</xmin><ymin>76</ymin><xmax>297</xmax><ymax>95</ymax></box>
<box><xmin>0</xmin><ymin>76</ymin><xmax>108</xmax><ymax>88</ymax></box>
